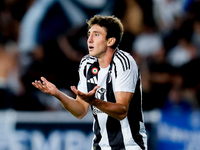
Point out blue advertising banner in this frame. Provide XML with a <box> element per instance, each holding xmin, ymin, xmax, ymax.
<box><xmin>156</xmin><ymin>109</ymin><xmax>200</xmax><ymax>150</ymax></box>
<box><xmin>14</xmin><ymin>123</ymin><xmax>93</xmax><ymax>150</ymax></box>
<box><xmin>0</xmin><ymin>110</ymin><xmax>94</xmax><ymax>150</ymax></box>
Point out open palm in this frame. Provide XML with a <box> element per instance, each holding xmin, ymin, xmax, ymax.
<box><xmin>32</xmin><ymin>77</ymin><xmax>59</xmax><ymax>96</ymax></box>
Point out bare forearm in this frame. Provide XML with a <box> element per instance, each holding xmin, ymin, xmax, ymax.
<box><xmin>90</xmin><ymin>98</ymin><xmax>128</xmax><ymax>120</ymax></box>
<box><xmin>32</xmin><ymin>77</ymin><xmax>88</xmax><ymax>119</ymax></box>
<box><xmin>55</xmin><ymin>90</ymin><xmax>88</xmax><ymax>119</ymax></box>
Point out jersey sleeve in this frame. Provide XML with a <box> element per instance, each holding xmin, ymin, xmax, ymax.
<box><xmin>77</xmin><ymin>57</ymin><xmax>88</xmax><ymax>93</ymax></box>
<box><xmin>114</xmin><ymin>56</ymin><xmax>138</xmax><ymax>93</ymax></box>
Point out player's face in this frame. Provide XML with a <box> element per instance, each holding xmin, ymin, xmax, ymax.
<box><xmin>87</xmin><ymin>24</ymin><xmax>108</xmax><ymax>58</ymax></box>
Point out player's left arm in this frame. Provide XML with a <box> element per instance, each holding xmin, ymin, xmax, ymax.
<box><xmin>71</xmin><ymin>85</ymin><xmax>133</xmax><ymax>121</ymax></box>
<box><xmin>91</xmin><ymin>91</ymin><xmax>133</xmax><ymax>120</ymax></box>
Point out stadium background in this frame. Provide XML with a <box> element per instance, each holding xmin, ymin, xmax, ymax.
<box><xmin>0</xmin><ymin>0</ymin><xmax>200</xmax><ymax>149</ymax></box>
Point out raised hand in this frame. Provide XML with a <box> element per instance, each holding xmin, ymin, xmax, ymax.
<box><xmin>32</xmin><ymin>77</ymin><xmax>59</xmax><ymax>96</ymax></box>
<box><xmin>70</xmin><ymin>85</ymin><xmax>100</xmax><ymax>104</ymax></box>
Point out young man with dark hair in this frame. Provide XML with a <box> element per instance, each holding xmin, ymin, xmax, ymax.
<box><xmin>32</xmin><ymin>15</ymin><xmax>147</xmax><ymax>150</ymax></box>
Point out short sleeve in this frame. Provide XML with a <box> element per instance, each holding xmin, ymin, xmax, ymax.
<box><xmin>114</xmin><ymin>57</ymin><xmax>138</xmax><ymax>93</ymax></box>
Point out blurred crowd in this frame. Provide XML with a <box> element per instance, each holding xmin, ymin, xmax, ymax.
<box><xmin>0</xmin><ymin>0</ymin><xmax>200</xmax><ymax>113</ymax></box>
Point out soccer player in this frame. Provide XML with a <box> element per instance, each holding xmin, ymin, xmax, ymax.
<box><xmin>32</xmin><ymin>15</ymin><xmax>147</xmax><ymax>150</ymax></box>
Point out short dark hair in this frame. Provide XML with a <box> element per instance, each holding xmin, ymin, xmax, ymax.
<box><xmin>87</xmin><ymin>15</ymin><xmax>124</xmax><ymax>49</ymax></box>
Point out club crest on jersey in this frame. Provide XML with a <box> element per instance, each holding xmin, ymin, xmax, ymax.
<box><xmin>92</xmin><ymin>67</ymin><xmax>98</xmax><ymax>74</ymax></box>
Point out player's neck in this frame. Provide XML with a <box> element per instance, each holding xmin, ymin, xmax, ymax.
<box><xmin>98</xmin><ymin>48</ymin><xmax>116</xmax><ymax>68</ymax></box>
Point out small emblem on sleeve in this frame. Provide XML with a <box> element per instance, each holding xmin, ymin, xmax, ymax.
<box><xmin>92</xmin><ymin>67</ymin><xmax>98</xmax><ymax>74</ymax></box>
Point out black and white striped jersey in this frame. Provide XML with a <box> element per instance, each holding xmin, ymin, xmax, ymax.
<box><xmin>78</xmin><ymin>49</ymin><xmax>147</xmax><ymax>150</ymax></box>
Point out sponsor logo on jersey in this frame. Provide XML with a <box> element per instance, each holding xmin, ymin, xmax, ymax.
<box><xmin>88</xmin><ymin>76</ymin><xmax>98</xmax><ymax>84</ymax></box>
<box><xmin>87</xmin><ymin>76</ymin><xmax>98</xmax><ymax>84</ymax></box>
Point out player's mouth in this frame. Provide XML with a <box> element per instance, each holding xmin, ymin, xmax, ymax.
<box><xmin>89</xmin><ymin>46</ymin><xmax>94</xmax><ymax>51</ymax></box>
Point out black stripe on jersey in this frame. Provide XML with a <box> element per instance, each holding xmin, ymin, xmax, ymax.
<box><xmin>80</xmin><ymin>55</ymin><xmax>96</xmax><ymax>77</ymax></box>
<box><xmin>117</xmin><ymin>52</ymin><xmax>128</xmax><ymax>70</ymax></box>
<box><xmin>113</xmin><ymin>62</ymin><xmax>117</xmax><ymax>78</ymax></box>
<box><xmin>119</xmin><ymin>50</ymin><xmax>130</xmax><ymax>69</ymax></box>
<box><xmin>86</xmin><ymin>62</ymin><xmax>93</xmax><ymax>66</ymax></box>
<box><xmin>115</xmin><ymin>51</ymin><xmax>130</xmax><ymax>71</ymax></box>
<box><xmin>83</xmin><ymin>65</ymin><xmax>87</xmax><ymax>77</ymax></box>
<box><xmin>106</xmin><ymin>63</ymin><xmax>125</xmax><ymax>150</ymax></box>
<box><xmin>93</xmin><ymin>114</ymin><xmax>102</xmax><ymax>150</ymax></box>
<box><xmin>79</xmin><ymin>54</ymin><xmax>89</xmax><ymax>66</ymax></box>
<box><xmin>79</xmin><ymin>55</ymin><xmax>96</xmax><ymax>68</ymax></box>
<box><xmin>106</xmin><ymin>116</ymin><xmax>125</xmax><ymax>150</ymax></box>
<box><xmin>87</xmin><ymin>61</ymin><xmax>102</xmax><ymax>150</ymax></box>
<box><xmin>115</xmin><ymin>54</ymin><xmax>125</xmax><ymax>71</ymax></box>
<box><xmin>127</xmin><ymin>69</ymin><xmax>145</xmax><ymax>150</ymax></box>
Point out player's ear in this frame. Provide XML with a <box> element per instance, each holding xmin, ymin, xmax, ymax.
<box><xmin>107</xmin><ymin>37</ymin><xmax>116</xmax><ymax>47</ymax></box>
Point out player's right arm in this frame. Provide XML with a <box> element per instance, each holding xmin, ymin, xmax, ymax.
<box><xmin>32</xmin><ymin>77</ymin><xmax>89</xmax><ymax>119</ymax></box>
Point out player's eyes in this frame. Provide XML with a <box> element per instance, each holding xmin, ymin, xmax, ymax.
<box><xmin>87</xmin><ymin>32</ymin><xmax>99</xmax><ymax>37</ymax></box>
